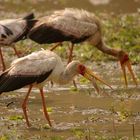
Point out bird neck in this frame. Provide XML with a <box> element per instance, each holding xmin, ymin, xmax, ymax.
<box><xmin>96</xmin><ymin>40</ymin><xmax>120</xmax><ymax>59</ymax></box>
<box><xmin>58</xmin><ymin>63</ymin><xmax>77</xmax><ymax>85</ymax></box>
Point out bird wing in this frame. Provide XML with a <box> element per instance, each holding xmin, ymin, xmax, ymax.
<box><xmin>28</xmin><ymin>15</ymin><xmax>98</xmax><ymax>44</ymax></box>
<box><xmin>0</xmin><ymin>51</ymin><xmax>57</xmax><ymax>92</ymax></box>
<box><xmin>35</xmin><ymin>15</ymin><xmax>98</xmax><ymax>38</ymax></box>
<box><xmin>47</xmin><ymin>15</ymin><xmax>98</xmax><ymax>38</ymax></box>
<box><xmin>0</xmin><ymin>19</ymin><xmax>27</xmax><ymax>45</ymax></box>
<box><xmin>0</xmin><ymin>13</ymin><xmax>35</xmax><ymax>45</ymax></box>
<box><xmin>10</xmin><ymin>50</ymin><xmax>57</xmax><ymax>75</ymax></box>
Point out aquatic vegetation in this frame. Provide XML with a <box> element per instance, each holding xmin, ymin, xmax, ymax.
<box><xmin>102</xmin><ymin>14</ymin><xmax>140</xmax><ymax>63</ymax></box>
<box><xmin>47</xmin><ymin>107</ymin><xmax>53</xmax><ymax>113</ymax></box>
<box><xmin>0</xmin><ymin>1</ymin><xmax>140</xmax><ymax>139</ymax></box>
<box><xmin>8</xmin><ymin>115</ymin><xmax>23</xmax><ymax>121</ymax></box>
<box><xmin>42</xmin><ymin>124</ymin><xmax>51</xmax><ymax>129</ymax></box>
<box><xmin>70</xmin><ymin>86</ymin><xmax>78</xmax><ymax>92</ymax></box>
<box><xmin>0</xmin><ymin>135</ymin><xmax>9</xmax><ymax>140</ymax></box>
<box><xmin>71</xmin><ymin>128</ymin><xmax>85</xmax><ymax>139</ymax></box>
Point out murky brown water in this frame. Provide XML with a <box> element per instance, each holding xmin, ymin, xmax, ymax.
<box><xmin>0</xmin><ymin>63</ymin><xmax>140</xmax><ymax>139</ymax></box>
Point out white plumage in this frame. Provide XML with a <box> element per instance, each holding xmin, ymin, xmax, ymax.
<box><xmin>0</xmin><ymin>13</ymin><xmax>35</xmax><ymax>71</ymax></box>
<box><xmin>29</xmin><ymin>8</ymin><xmax>99</xmax><ymax>43</ymax></box>
<box><xmin>46</xmin><ymin>9</ymin><xmax>98</xmax><ymax>38</ymax></box>
<box><xmin>0</xmin><ymin>49</ymin><xmax>112</xmax><ymax>127</ymax></box>
<box><xmin>0</xmin><ymin>19</ymin><xmax>27</xmax><ymax>45</ymax></box>
<box><xmin>28</xmin><ymin>8</ymin><xmax>137</xmax><ymax>86</ymax></box>
<box><xmin>0</xmin><ymin>13</ymin><xmax>35</xmax><ymax>45</ymax></box>
<box><xmin>9</xmin><ymin>50</ymin><xmax>64</xmax><ymax>85</ymax></box>
<box><xmin>10</xmin><ymin>50</ymin><xmax>58</xmax><ymax>75</ymax></box>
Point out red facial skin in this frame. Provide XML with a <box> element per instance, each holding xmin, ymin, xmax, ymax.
<box><xmin>120</xmin><ymin>54</ymin><xmax>129</xmax><ymax>65</ymax></box>
<box><xmin>78</xmin><ymin>64</ymin><xmax>86</xmax><ymax>75</ymax></box>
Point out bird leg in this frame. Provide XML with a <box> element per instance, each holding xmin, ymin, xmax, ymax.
<box><xmin>12</xmin><ymin>45</ymin><xmax>21</xmax><ymax>58</ymax></box>
<box><xmin>0</xmin><ymin>47</ymin><xmax>6</xmax><ymax>71</ymax></box>
<box><xmin>50</xmin><ymin>42</ymin><xmax>62</xmax><ymax>51</ymax></box>
<box><xmin>72</xmin><ymin>80</ymin><xmax>78</xmax><ymax>89</ymax></box>
<box><xmin>67</xmin><ymin>43</ymin><xmax>77</xmax><ymax>89</ymax></box>
<box><xmin>22</xmin><ymin>85</ymin><xmax>32</xmax><ymax>127</ymax></box>
<box><xmin>67</xmin><ymin>43</ymin><xmax>74</xmax><ymax>64</ymax></box>
<box><xmin>39</xmin><ymin>87</ymin><xmax>52</xmax><ymax>127</ymax></box>
<box><xmin>120</xmin><ymin>63</ymin><xmax>127</xmax><ymax>87</ymax></box>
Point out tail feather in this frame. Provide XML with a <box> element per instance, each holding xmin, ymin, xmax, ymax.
<box><xmin>26</xmin><ymin>19</ymin><xmax>38</xmax><ymax>29</ymax></box>
<box><xmin>23</xmin><ymin>19</ymin><xmax>38</xmax><ymax>40</ymax></box>
<box><xmin>0</xmin><ymin>70</ymin><xmax>9</xmax><ymax>94</ymax></box>
<box><xmin>23</xmin><ymin>12</ymin><xmax>35</xmax><ymax>20</ymax></box>
<box><xmin>0</xmin><ymin>71</ymin><xmax>35</xmax><ymax>93</ymax></box>
<box><xmin>22</xmin><ymin>13</ymin><xmax>37</xmax><ymax>40</ymax></box>
<box><xmin>13</xmin><ymin>19</ymin><xmax>37</xmax><ymax>42</ymax></box>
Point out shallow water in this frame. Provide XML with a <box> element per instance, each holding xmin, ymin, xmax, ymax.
<box><xmin>0</xmin><ymin>0</ymin><xmax>140</xmax><ymax>139</ymax></box>
<box><xmin>0</xmin><ymin>62</ymin><xmax>140</xmax><ymax>139</ymax></box>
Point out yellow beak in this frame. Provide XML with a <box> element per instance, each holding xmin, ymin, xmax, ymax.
<box><xmin>83</xmin><ymin>67</ymin><xmax>113</xmax><ymax>90</ymax></box>
<box><xmin>120</xmin><ymin>60</ymin><xmax>138</xmax><ymax>87</ymax></box>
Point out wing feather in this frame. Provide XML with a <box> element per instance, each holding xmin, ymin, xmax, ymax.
<box><xmin>32</xmin><ymin>15</ymin><xmax>98</xmax><ymax>38</ymax></box>
<box><xmin>10</xmin><ymin>50</ymin><xmax>57</xmax><ymax>75</ymax></box>
<box><xmin>0</xmin><ymin>13</ymin><xmax>35</xmax><ymax>45</ymax></box>
<box><xmin>0</xmin><ymin>19</ymin><xmax>27</xmax><ymax>44</ymax></box>
<box><xmin>29</xmin><ymin>9</ymin><xmax>99</xmax><ymax>44</ymax></box>
<box><xmin>48</xmin><ymin>16</ymin><xmax>98</xmax><ymax>38</ymax></box>
<box><xmin>0</xmin><ymin>50</ymin><xmax>57</xmax><ymax>93</ymax></box>
<box><xmin>0</xmin><ymin>70</ymin><xmax>53</xmax><ymax>93</ymax></box>
<box><xmin>29</xmin><ymin>16</ymin><xmax>98</xmax><ymax>44</ymax></box>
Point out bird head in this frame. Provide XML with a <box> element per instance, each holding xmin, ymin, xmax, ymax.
<box><xmin>118</xmin><ymin>50</ymin><xmax>137</xmax><ymax>86</ymax></box>
<box><xmin>77</xmin><ymin>63</ymin><xmax>113</xmax><ymax>90</ymax></box>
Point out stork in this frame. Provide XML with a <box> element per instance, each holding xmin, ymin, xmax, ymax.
<box><xmin>0</xmin><ymin>13</ymin><xmax>35</xmax><ymax>71</ymax></box>
<box><xmin>0</xmin><ymin>49</ymin><xmax>112</xmax><ymax>127</ymax></box>
<box><xmin>28</xmin><ymin>8</ymin><xmax>137</xmax><ymax>86</ymax></box>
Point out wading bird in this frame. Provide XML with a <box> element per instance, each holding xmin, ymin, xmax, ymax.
<box><xmin>28</xmin><ymin>8</ymin><xmax>137</xmax><ymax>86</ymax></box>
<box><xmin>0</xmin><ymin>49</ymin><xmax>112</xmax><ymax>127</ymax></box>
<box><xmin>0</xmin><ymin>13</ymin><xmax>35</xmax><ymax>71</ymax></box>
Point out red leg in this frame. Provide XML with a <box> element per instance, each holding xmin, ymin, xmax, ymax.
<box><xmin>39</xmin><ymin>88</ymin><xmax>52</xmax><ymax>127</ymax></box>
<box><xmin>13</xmin><ymin>46</ymin><xmax>21</xmax><ymax>58</ymax></box>
<box><xmin>72</xmin><ymin>80</ymin><xmax>77</xmax><ymax>89</ymax></box>
<box><xmin>120</xmin><ymin>63</ymin><xmax>128</xmax><ymax>87</ymax></box>
<box><xmin>67</xmin><ymin>43</ymin><xmax>77</xmax><ymax>88</ymax></box>
<box><xmin>22</xmin><ymin>85</ymin><xmax>32</xmax><ymax>127</ymax></box>
<box><xmin>67</xmin><ymin>43</ymin><xmax>74</xmax><ymax>64</ymax></box>
<box><xmin>0</xmin><ymin>47</ymin><xmax>6</xmax><ymax>71</ymax></box>
<box><xmin>50</xmin><ymin>42</ymin><xmax>62</xmax><ymax>51</ymax></box>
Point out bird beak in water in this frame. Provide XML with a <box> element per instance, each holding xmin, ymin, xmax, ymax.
<box><xmin>83</xmin><ymin>67</ymin><xmax>113</xmax><ymax>90</ymax></box>
<box><xmin>120</xmin><ymin>60</ymin><xmax>138</xmax><ymax>87</ymax></box>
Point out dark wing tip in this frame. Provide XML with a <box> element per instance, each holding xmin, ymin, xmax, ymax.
<box><xmin>2</xmin><ymin>25</ymin><xmax>13</xmax><ymax>36</ymax></box>
<box><xmin>23</xmin><ymin>12</ymin><xmax>35</xmax><ymax>20</ymax></box>
<box><xmin>0</xmin><ymin>70</ymin><xmax>53</xmax><ymax>93</ymax></box>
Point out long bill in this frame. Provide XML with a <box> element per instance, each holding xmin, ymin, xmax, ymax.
<box><xmin>120</xmin><ymin>60</ymin><xmax>138</xmax><ymax>87</ymax></box>
<box><xmin>83</xmin><ymin>67</ymin><xmax>113</xmax><ymax>90</ymax></box>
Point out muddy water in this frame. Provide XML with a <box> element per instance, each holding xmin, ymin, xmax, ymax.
<box><xmin>0</xmin><ymin>0</ymin><xmax>140</xmax><ymax>139</ymax></box>
<box><xmin>0</xmin><ymin>63</ymin><xmax>140</xmax><ymax>139</ymax></box>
